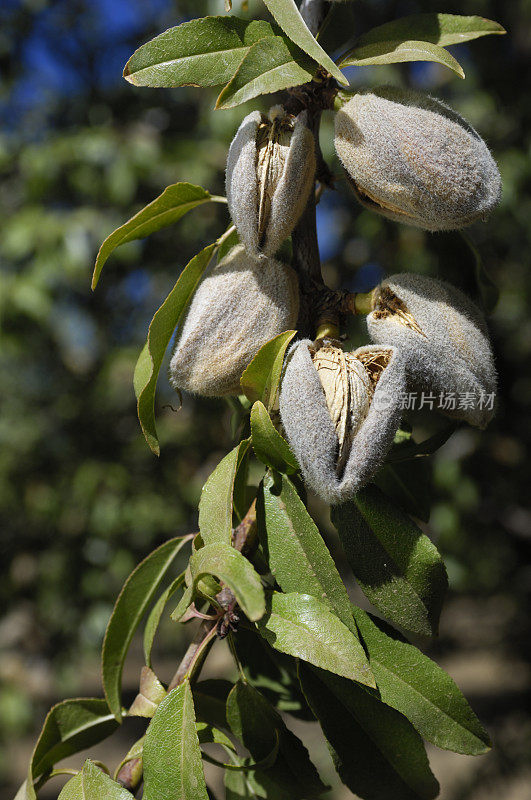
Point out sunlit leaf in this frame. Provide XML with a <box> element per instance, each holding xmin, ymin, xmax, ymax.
<box><xmin>299</xmin><ymin>664</ymin><xmax>439</xmax><ymax>800</ymax></box>
<box><xmin>171</xmin><ymin>543</ymin><xmax>265</xmax><ymax>622</ymax></box>
<box><xmin>143</xmin><ymin>681</ymin><xmax>208</xmax><ymax>800</ymax></box>
<box><xmin>339</xmin><ymin>39</ymin><xmax>465</xmax><ymax>78</ymax></box>
<box><xmin>134</xmin><ymin>242</ymin><xmax>216</xmax><ymax>454</ymax></box>
<box><xmin>102</xmin><ymin>536</ymin><xmax>192</xmax><ymax>720</ymax></box>
<box><xmin>261</xmin><ymin>0</ymin><xmax>347</xmax><ymax>85</ymax></box>
<box><xmin>92</xmin><ymin>183</ymin><xmax>213</xmax><ymax>288</ymax></box>
<box><xmin>240</xmin><ymin>330</ymin><xmax>296</xmax><ymax>408</ymax></box>
<box><xmin>349</xmin><ymin>13</ymin><xmax>505</xmax><ymax>51</ymax></box>
<box><xmin>57</xmin><ymin>761</ymin><xmax>134</xmax><ymax>800</ymax></box>
<box><xmin>124</xmin><ymin>17</ymin><xmax>279</xmax><ymax>88</ymax></box>
<box><xmin>353</xmin><ymin>607</ymin><xmax>491</xmax><ymax>755</ymax></box>
<box><xmin>250</xmin><ymin>403</ymin><xmax>298</xmax><ymax>473</ymax></box>
<box><xmin>332</xmin><ymin>485</ymin><xmax>447</xmax><ymax>637</ymax></box>
<box><xmin>258</xmin><ymin>473</ymin><xmax>354</xmax><ymax>630</ymax></box>
<box><xmin>199</xmin><ymin>439</ymin><xmax>251</xmax><ymax>546</ymax></box>
<box><xmin>257</xmin><ymin>592</ymin><xmax>374</xmax><ymax>685</ymax></box>
<box><xmin>216</xmin><ymin>36</ymin><xmax>318</xmax><ymax>109</ymax></box>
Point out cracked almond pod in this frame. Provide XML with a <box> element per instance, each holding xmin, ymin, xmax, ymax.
<box><xmin>279</xmin><ymin>340</ymin><xmax>405</xmax><ymax>505</ymax></box>
<box><xmin>366</xmin><ymin>273</ymin><xmax>497</xmax><ymax>428</ymax></box>
<box><xmin>169</xmin><ymin>245</ymin><xmax>299</xmax><ymax>397</ymax></box>
<box><xmin>334</xmin><ymin>87</ymin><xmax>501</xmax><ymax>231</ymax></box>
<box><xmin>226</xmin><ymin>106</ymin><xmax>316</xmax><ymax>257</ymax></box>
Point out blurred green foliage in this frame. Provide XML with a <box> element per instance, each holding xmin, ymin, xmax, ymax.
<box><xmin>1</xmin><ymin>0</ymin><xmax>530</xmax><ymax>796</ymax></box>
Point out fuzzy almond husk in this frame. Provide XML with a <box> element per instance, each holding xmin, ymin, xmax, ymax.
<box><xmin>279</xmin><ymin>340</ymin><xmax>405</xmax><ymax>505</ymax></box>
<box><xmin>169</xmin><ymin>245</ymin><xmax>299</xmax><ymax>397</ymax></box>
<box><xmin>335</xmin><ymin>87</ymin><xmax>501</xmax><ymax>231</ymax></box>
<box><xmin>366</xmin><ymin>273</ymin><xmax>497</xmax><ymax>428</ymax></box>
<box><xmin>226</xmin><ymin>107</ymin><xmax>316</xmax><ymax>257</ymax></box>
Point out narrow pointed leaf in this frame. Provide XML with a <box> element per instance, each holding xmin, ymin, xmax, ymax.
<box><xmin>123</xmin><ymin>17</ymin><xmax>279</xmax><ymax>88</ymax></box>
<box><xmin>241</xmin><ymin>330</ymin><xmax>296</xmax><ymax>409</ymax></box>
<box><xmin>58</xmin><ymin>761</ymin><xmax>134</xmax><ymax>800</ymax></box>
<box><xmin>262</xmin><ymin>0</ymin><xmax>347</xmax><ymax>85</ymax></box>
<box><xmin>26</xmin><ymin>699</ymin><xmax>119</xmax><ymax>798</ymax></box>
<box><xmin>340</xmin><ymin>39</ymin><xmax>465</xmax><ymax>78</ymax></box>
<box><xmin>199</xmin><ymin>439</ymin><xmax>251</xmax><ymax>546</ymax></box>
<box><xmin>216</xmin><ymin>36</ymin><xmax>318</xmax><ymax>109</ymax></box>
<box><xmin>250</xmin><ymin>403</ymin><xmax>298</xmax><ymax>473</ymax></box>
<box><xmin>258</xmin><ymin>473</ymin><xmax>354</xmax><ymax>630</ymax></box>
<box><xmin>143</xmin><ymin>573</ymin><xmax>185</xmax><ymax>666</ymax></box>
<box><xmin>299</xmin><ymin>664</ymin><xmax>439</xmax><ymax>800</ymax></box>
<box><xmin>174</xmin><ymin>543</ymin><xmax>265</xmax><ymax>621</ymax></box>
<box><xmin>353</xmin><ymin>607</ymin><xmax>491</xmax><ymax>755</ymax></box>
<box><xmin>196</xmin><ymin>721</ymin><xmax>235</xmax><ymax>750</ymax></box>
<box><xmin>226</xmin><ymin>681</ymin><xmax>327</xmax><ymax>798</ymax></box>
<box><xmin>332</xmin><ymin>485</ymin><xmax>448</xmax><ymax>637</ymax></box>
<box><xmin>102</xmin><ymin>536</ymin><xmax>192</xmax><ymax>719</ymax></box>
<box><xmin>134</xmin><ymin>242</ymin><xmax>216</xmax><ymax>454</ymax></box>
<box><xmin>92</xmin><ymin>183</ymin><xmax>212</xmax><ymax>288</ymax></box>
<box><xmin>143</xmin><ymin>681</ymin><xmax>208</xmax><ymax>800</ymax></box>
<box><xmin>257</xmin><ymin>592</ymin><xmax>374</xmax><ymax>686</ymax></box>
<box><xmin>349</xmin><ymin>13</ymin><xmax>505</xmax><ymax>51</ymax></box>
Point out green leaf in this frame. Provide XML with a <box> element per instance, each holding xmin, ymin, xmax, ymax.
<box><xmin>173</xmin><ymin>543</ymin><xmax>265</xmax><ymax>622</ymax></box>
<box><xmin>339</xmin><ymin>39</ymin><xmax>465</xmax><ymax>78</ymax></box>
<box><xmin>352</xmin><ymin>607</ymin><xmax>491</xmax><ymax>755</ymax></box>
<box><xmin>217</xmin><ymin>226</ymin><xmax>239</xmax><ymax>262</ymax></box>
<box><xmin>226</xmin><ymin>681</ymin><xmax>327</xmax><ymax>798</ymax></box>
<box><xmin>143</xmin><ymin>573</ymin><xmax>185</xmax><ymax>667</ymax></box>
<box><xmin>216</xmin><ymin>36</ymin><xmax>318</xmax><ymax>109</ymax></box>
<box><xmin>196</xmin><ymin>721</ymin><xmax>235</xmax><ymax>751</ymax></box>
<box><xmin>123</xmin><ymin>17</ymin><xmax>279</xmax><ymax>88</ymax></box>
<box><xmin>299</xmin><ymin>664</ymin><xmax>439</xmax><ymax>800</ymax></box>
<box><xmin>332</xmin><ymin>485</ymin><xmax>448</xmax><ymax>637</ymax></box>
<box><xmin>57</xmin><ymin>775</ymin><xmax>82</xmax><ymax>800</ymax></box>
<box><xmin>102</xmin><ymin>536</ymin><xmax>192</xmax><ymax>720</ymax></box>
<box><xmin>257</xmin><ymin>592</ymin><xmax>375</xmax><ymax>686</ymax></box>
<box><xmin>92</xmin><ymin>183</ymin><xmax>213</xmax><ymax>288</ymax></box>
<box><xmin>143</xmin><ymin>681</ymin><xmax>209</xmax><ymax>800</ymax></box>
<box><xmin>261</xmin><ymin>0</ymin><xmax>347</xmax><ymax>85</ymax></box>
<box><xmin>258</xmin><ymin>473</ymin><xmax>354</xmax><ymax>630</ymax></box>
<box><xmin>374</xmin><ymin>460</ymin><xmax>432</xmax><ymax>523</ymax></box>
<box><xmin>350</xmin><ymin>13</ymin><xmax>505</xmax><ymax>50</ymax></box>
<box><xmin>57</xmin><ymin>761</ymin><xmax>134</xmax><ymax>800</ymax></box>
<box><xmin>250</xmin><ymin>403</ymin><xmax>298</xmax><ymax>474</ymax></box>
<box><xmin>240</xmin><ymin>330</ymin><xmax>296</xmax><ymax>409</ymax></box>
<box><xmin>26</xmin><ymin>699</ymin><xmax>119</xmax><ymax>798</ymax></box>
<box><xmin>199</xmin><ymin>440</ymin><xmax>251</xmax><ymax>547</ymax></box>
<box><xmin>461</xmin><ymin>231</ymin><xmax>500</xmax><ymax>313</ymax></box>
<box><xmin>134</xmin><ymin>242</ymin><xmax>217</xmax><ymax>454</ymax></box>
